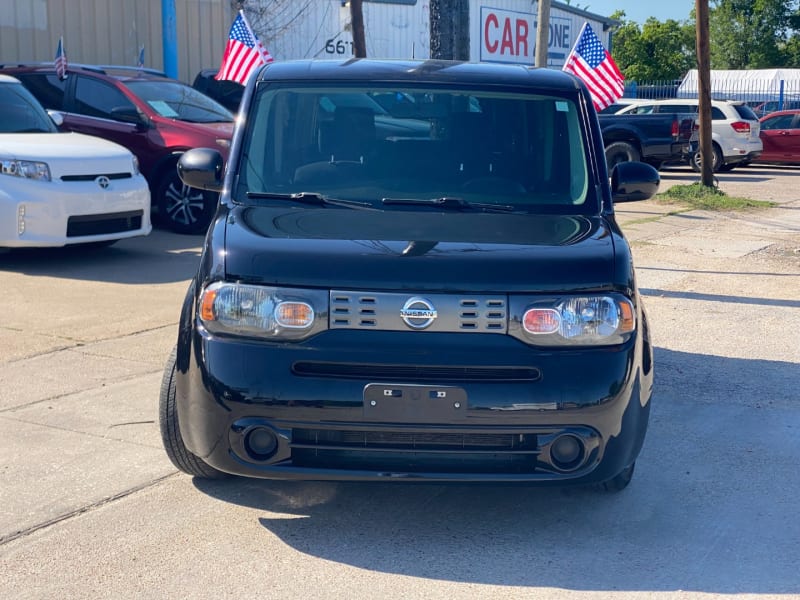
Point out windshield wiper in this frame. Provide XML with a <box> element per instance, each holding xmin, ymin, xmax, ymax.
<box><xmin>381</xmin><ymin>196</ymin><xmax>517</xmax><ymax>212</ymax></box>
<box><xmin>245</xmin><ymin>191</ymin><xmax>374</xmax><ymax>210</ymax></box>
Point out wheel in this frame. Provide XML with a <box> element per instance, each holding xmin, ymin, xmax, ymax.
<box><xmin>155</xmin><ymin>164</ymin><xmax>217</xmax><ymax>235</ymax></box>
<box><xmin>689</xmin><ymin>145</ymin><xmax>723</xmax><ymax>172</ymax></box>
<box><xmin>600</xmin><ymin>462</ymin><xmax>635</xmax><ymax>492</ymax></box>
<box><xmin>605</xmin><ymin>141</ymin><xmax>641</xmax><ymax>170</ymax></box>
<box><xmin>159</xmin><ymin>346</ymin><xmax>227</xmax><ymax>479</ymax></box>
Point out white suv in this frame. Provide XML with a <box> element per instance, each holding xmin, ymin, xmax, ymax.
<box><xmin>0</xmin><ymin>75</ymin><xmax>151</xmax><ymax>248</ymax></box>
<box><xmin>617</xmin><ymin>98</ymin><xmax>762</xmax><ymax>172</ymax></box>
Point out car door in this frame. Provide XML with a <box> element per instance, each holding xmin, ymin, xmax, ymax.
<box><xmin>62</xmin><ymin>74</ymin><xmax>162</xmax><ymax>177</ymax></box>
<box><xmin>759</xmin><ymin>113</ymin><xmax>800</xmax><ymax>162</ymax></box>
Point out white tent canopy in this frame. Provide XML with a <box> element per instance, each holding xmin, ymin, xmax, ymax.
<box><xmin>677</xmin><ymin>69</ymin><xmax>800</xmax><ymax>101</ymax></box>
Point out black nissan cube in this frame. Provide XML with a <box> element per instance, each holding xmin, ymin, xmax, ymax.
<box><xmin>160</xmin><ymin>59</ymin><xmax>659</xmax><ymax>491</ymax></box>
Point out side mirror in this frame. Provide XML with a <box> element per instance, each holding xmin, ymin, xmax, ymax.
<box><xmin>178</xmin><ymin>148</ymin><xmax>224</xmax><ymax>193</ymax></box>
<box><xmin>47</xmin><ymin>110</ymin><xmax>64</xmax><ymax>127</ymax></box>
<box><xmin>110</xmin><ymin>106</ymin><xmax>148</xmax><ymax>128</ymax></box>
<box><xmin>611</xmin><ymin>161</ymin><xmax>660</xmax><ymax>202</ymax></box>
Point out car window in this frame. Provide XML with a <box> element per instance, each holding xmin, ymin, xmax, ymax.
<box><xmin>0</xmin><ymin>82</ymin><xmax>57</xmax><ymax>133</ymax></box>
<box><xmin>711</xmin><ymin>107</ymin><xmax>726</xmax><ymax>120</ymax></box>
<box><xmin>15</xmin><ymin>73</ymin><xmax>67</xmax><ymax>110</ymax></box>
<box><xmin>125</xmin><ymin>80</ymin><xmax>233</xmax><ymax>123</ymax></box>
<box><xmin>237</xmin><ymin>84</ymin><xmax>593</xmax><ymax>213</ymax></box>
<box><xmin>733</xmin><ymin>104</ymin><xmax>759</xmax><ymax>121</ymax></box>
<box><xmin>761</xmin><ymin>114</ymin><xmax>797</xmax><ymax>130</ymax></box>
<box><xmin>73</xmin><ymin>76</ymin><xmax>137</xmax><ymax>120</ymax></box>
<box><xmin>660</xmin><ymin>104</ymin><xmax>695</xmax><ymax>113</ymax></box>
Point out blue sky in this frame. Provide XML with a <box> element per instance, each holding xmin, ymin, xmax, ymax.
<box><xmin>581</xmin><ymin>1</ymin><xmax>696</xmax><ymax>24</ymax></box>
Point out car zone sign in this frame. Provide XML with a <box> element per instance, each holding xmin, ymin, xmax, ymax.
<box><xmin>479</xmin><ymin>6</ymin><xmax>589</xmax><ymax>67</ymax></box>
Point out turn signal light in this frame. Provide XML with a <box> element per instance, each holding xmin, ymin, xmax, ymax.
<box><xmin>275</xmin><ymin>302</ymin><xmax>314</xmax><ymax>328</ymax></box>
<box><xmin>523</xmin><ymin>308</ymin><xmax>561</xmax><ymax>334</ymax></box>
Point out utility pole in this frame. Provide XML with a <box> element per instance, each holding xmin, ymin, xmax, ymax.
<box><xmin>430</xmin><ymin>0</ymin><xmax>470</xmax><ymax>60</ymax></box>
<box><xmin>351</xmin><ymin>0</ymin><xmax>367</xmax><ymax>58</ymax></box>
<box><xmin>696</xmin><ymin>0</ymin><xmax>714</xmax><ymax>187</ymax></box>
<box><xmin>535</xmin><ymin>0</ymin><xmax>551</xmax><ymax>67</ymax></box>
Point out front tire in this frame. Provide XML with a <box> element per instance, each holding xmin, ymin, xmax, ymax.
<box><xmin>159</xmin><ymin>346</ymin><xmax>227</xmax><ymax>479</ymax></box>
<box><xmin>155</xmin><ymin>165</ymin><xmax>217</xmax><ymax>235</ymax></box>
<box><xmin>600</xmin><ymin>462</ymin><xmax>635</xmax><ymax>492</ymax></box>
<box><xmin>605</xmin><ymin>141</ymin><xmax>641</xmax><ymax>170</ymax></box>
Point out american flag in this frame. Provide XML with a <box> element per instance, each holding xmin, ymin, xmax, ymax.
<box><xmin>55</xmin><ymin>37</ymin><xmax>67</xmax><ymax>80</ymax></box>
<box><xmin>137</xmin><ymin>45</ymin><xmax>145</xmax><ymax>68</ymax></box>
<box><xmin>562</xmin><ymin>23</ymin><xmax>624</xmax><ymax>112</ymax></box>
<box><xmin>215</xmin><ymin>11</ymin><xmax>273</xmax><ymax>85</ymax></box>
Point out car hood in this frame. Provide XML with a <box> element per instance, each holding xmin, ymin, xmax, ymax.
<box><xmin>0</xmin><ymin>132</ymin><xmax>137</xmax><ymax>178</ymax></box>
<box><xmin>157</xmin><ymin>118</ymin><xmax>234</xmax><ymax>138</ymax></box>
<box><xmin>222</xmin><ymin>205</ymin><xmax>619</xmax><ymax>293</ymax></box>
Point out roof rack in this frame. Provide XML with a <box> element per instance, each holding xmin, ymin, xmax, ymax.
<box><xmin>0</xmin><ymin>62</ymin><xmax>167</xmax><ymax>78</ymax></box>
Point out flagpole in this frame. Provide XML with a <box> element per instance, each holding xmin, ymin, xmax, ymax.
<box><xmin>563</xmin><ymin>22</ymin><xmax>587</xmax><ymax>69</ymax></box>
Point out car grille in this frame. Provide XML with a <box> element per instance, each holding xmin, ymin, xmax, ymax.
<box><xmin>330</xmin><ymin>291</ymin><xmax>507</xmax><ymax>333</ymax></box>
<box><xmin>66</xmin><ymin>210</ymin><xmax>143</xmax><ymax>237</ymax></box>
<box><xmin>291</xmin><ymin>427</ymin><xmax>541</xmax><ymax>474</ymax></box>
<box><xmin>292</xmin><ymin>361</ymin><xmax>541</xmax><ymax>382</ymax></box>
<box><xmin>60</xmin><ymin>172</ymin><xmax>132</xmax><ymax>182</ymax></box>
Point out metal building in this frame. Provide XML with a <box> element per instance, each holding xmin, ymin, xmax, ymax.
<box><xmin>0</xmin><ymin>0</ymin><xmax>232</xmax><ymax>83</ymax></box>
<box><xmin>0</xmin><ymin>0</ymin><xmax>615</xmax><ymax>83</ymax></box>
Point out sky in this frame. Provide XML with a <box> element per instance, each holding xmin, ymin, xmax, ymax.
<box><xmin>581</xmin><ymin>1</ymin><xmax>697</xmax><ymax>24</ymax></box>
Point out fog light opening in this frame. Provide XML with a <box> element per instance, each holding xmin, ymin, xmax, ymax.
<box><xmin>244</xmin><ymin>426</ymin><xmax>278</xmax><ymax>461</ymax></box>
<box><xmin>549</xmin><ymin>434</ymin><xmax>585</xmax><ymax>471</ymax></box>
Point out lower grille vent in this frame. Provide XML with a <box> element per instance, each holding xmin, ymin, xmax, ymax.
<box><xmin>66</xmin><ymin>210</ymin><xmax>143</xmax><ymax>237</ymax></box>
<box><xmin>291</xmin><ymin>428</ymin><xmax>540</xmax><ymax>473</ymax></box>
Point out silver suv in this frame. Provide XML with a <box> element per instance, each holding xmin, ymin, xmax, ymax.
<box><xmin>617</xmin><ymin>99</ymin><xmax>762</xmax><ymax>172</ymax></box>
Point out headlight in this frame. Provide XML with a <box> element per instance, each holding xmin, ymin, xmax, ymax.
<box><xmin>520</xmin><ymin>295</ymin><xmax>635</xmax><ymax>346</ymax></box>
<box><xmin>198</xmin><ymin>282</ymin><xmax>328</xmax><ymax>340</ymax></box>
<box><xmin>0</xmin><ymin>158</ymin><xmax>51</xmax><ymax>181</ymax></box>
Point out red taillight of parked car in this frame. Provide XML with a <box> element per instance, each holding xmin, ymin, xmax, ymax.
<box><xmin>671</xmin><ymin>119</ymin><xmax>679</xmax><ymax>138</ymax></box>
<box><xmin>730</xmin><ymin>121</ymin><xmax>751</xmax><ymax>134</ymax></box>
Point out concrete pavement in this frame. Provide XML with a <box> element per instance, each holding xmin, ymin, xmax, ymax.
<box><xmin>1</xmin><ymin>164</ymin><xmax>798</xmax><ymax>599</ymax></box>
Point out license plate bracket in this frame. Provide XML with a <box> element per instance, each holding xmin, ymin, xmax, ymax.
<box><xmin>362</xmin><ymin>384</ymin><xmax>467</xmax><ymax>422</ymax></box>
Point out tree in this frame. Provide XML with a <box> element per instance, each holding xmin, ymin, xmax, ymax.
<box><xmin>610</xmin><ymin>12</ymin><xmax>695</xmax><ymax>81</ymax></box>
<box><xmin>708</xmin><ymin>0</ymin><xmax>798</xmax><ymax>68</ymax></box>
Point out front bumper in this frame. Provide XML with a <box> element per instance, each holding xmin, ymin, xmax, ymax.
<box><xmin>176</xmin><ymin>328</ymin><xmax>652</xmax><ymax>483</ymax></box>
<box><xmin>0</xmin><ymin>175</ymin><xmax>151</xmax><ymax>247</ymax></box>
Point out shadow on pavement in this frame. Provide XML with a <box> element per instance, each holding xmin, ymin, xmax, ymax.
<box><xmin>0</xmin><ymin>229</ymin><xmax>202</xmax><ymax>285</ymax></box>
<box><xmin>192</xmin><ymin>347</ymin><xmax>799</xmax><ymax>594</ymax></box>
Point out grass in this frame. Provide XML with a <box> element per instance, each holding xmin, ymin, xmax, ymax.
<box><xmin>656</xmin><ymin>182</ymin><xmax>777</xmax><ymax>211</ymax></box>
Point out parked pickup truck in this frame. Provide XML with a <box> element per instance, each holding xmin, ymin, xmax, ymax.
<box><xmin>599</xmin><ymin>112</ymin><xmax>697</xmax><ymax>170</ymax></box>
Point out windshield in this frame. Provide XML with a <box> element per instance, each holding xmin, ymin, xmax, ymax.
<box><xmin>236</xmin><ymin>84</ymin><xmax>593</xmax><ymax>213</ymax></box>
<box><xmin>0</xmin><ymin>82</ymin><xmax>57</xmax><ymax>133</ymax></box>
<box><xmin>125</xmin><ymin>80</ymin><xmax>234</xmax><ymax>123</ymax></box>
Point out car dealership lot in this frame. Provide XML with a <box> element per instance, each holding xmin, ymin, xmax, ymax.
<box><xmin>1</xmin><ymin>164</ymin><xmax>798</xmax><ymax>599</ymax></box>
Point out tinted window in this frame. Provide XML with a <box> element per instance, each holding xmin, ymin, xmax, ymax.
<box><xmin>238</xmin><ymin>85</ymin><xmax>592</xmax><ymax>213</ymax></box>
<box><xmin>659</xmin><ymin>104</ymin><xmax>695</xmax><ymax>113</ymax></box>
<box><xmin>125</xmin><ymin>80</ymin><xmax>233</xmax><ymax>123</ymax></box>
<box><xmin>73</xmin><ymin>76</ymin><xmax>136</xmax><ymax>120</ymax></box>
<box><xmin>711</xmin><ymin>107</ymin><xmax>726</xmax><ymax>120</ymax></box>
<box><xmin>761</xmin><ymin>114</ymin><xmax>796</xmax><ymax>130</ymax></box>
<box><xmin>0</xmin><ymin>82</ymin><xmax>57</xmax><ymax>133</ymax></box>
<box><xmin>16</xmin><ymin>73</ymin><xmax>67</xmax><ymax>110</ymax></box>
<box><xmin>733</xmin><ymin>104</ymin><xmax>758</xmax><ymax>121</ymax></box>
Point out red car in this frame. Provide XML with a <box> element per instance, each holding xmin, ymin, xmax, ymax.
<box><xmin>757</xmin><ymin>109</ymin><xmax>800</xmax><ymax>165</ymax></box>
<box><xmin>0</xmin><ymin>64</ymin><xmax>234</xmax><ymax>233</ymax></box>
